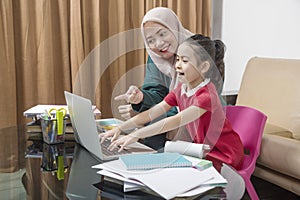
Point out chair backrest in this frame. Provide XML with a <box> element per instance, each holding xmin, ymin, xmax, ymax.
<box><xmin>224</xmin><ymin>105</ymin><xmax>267</xmax><ymax>169</ymax></box>
<box><xmin>221</xmin><ymin>163</ymin><xmax>245</xmax><ymax>200</ymax></box>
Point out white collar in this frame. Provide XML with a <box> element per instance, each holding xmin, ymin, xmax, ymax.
<box><xmin>181</xmin><ymin>78</ymin><xmax>210</xmax><ymax>97</ymax></box>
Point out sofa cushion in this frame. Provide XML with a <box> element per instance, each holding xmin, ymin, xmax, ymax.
<box><xmin>236</xmin><ymin>57</ymin><xmax>300</xmax><ymax>140</ymax></box>
<box><xmin>264</xmin><ymin>123</ymin><xmax>293</xmax><ymax>138</ymax></box>
<box><xmin>257</xmin><ymin>134</ymin><xmax>300</xmax><ymax>179</ymax></box>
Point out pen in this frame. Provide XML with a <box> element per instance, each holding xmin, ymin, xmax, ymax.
<box><xmin>44</xmin><ymin>109</ymin><xmax>51</xmax><ymax>119</ymax></box>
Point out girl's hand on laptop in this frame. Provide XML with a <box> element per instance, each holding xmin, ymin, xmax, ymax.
<box><xmin>108</xmin><ymin>134</ymin><xmax>139</xmax><ymax>152</ymax></box>
<box><xmin>99</xmin><ymin>127</ymin><xmax>121</xmax><ymax>143</ymax></box>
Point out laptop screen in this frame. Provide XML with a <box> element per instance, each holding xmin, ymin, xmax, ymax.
<box><xmin>64</xmin><ymin>91</ymin><xmax>105</xmax><ymax>160</ymax></box>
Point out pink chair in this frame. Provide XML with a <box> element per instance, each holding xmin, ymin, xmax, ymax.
<box><xmin>224</xmin><ymin>105</ymin><xmax>267</xmax><ymax>200</ymax></box>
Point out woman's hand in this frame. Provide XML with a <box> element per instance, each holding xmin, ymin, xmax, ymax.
<box><xmin>115</xmin><ymin>85</ymin><xmax>143</xmax><ymax>104</ymax></box>
<box><xmin>108</xmin><ymin>134</ymin><xmax>140</xmax><ymax>152</ymax></box>
<box><xmin>117</xmin><ymin>104</ymin><xmax>133</xmax><ymax>120</ymax></box>
<box><xmin>99</xmin><ymin>126</ymin><xmax>121</xmax><ymax>143</ymax></box>
<box><xmin>114</xmin><ymin>85</ymin><xmax>143</xmax><ymax>120</ymax></box>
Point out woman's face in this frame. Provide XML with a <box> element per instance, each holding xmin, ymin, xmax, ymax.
<box><xmin>143</xmin><ymin>21</ymin><xmax>178</xmax><ymax>60</ymax></box>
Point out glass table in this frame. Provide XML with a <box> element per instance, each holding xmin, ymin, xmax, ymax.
<box><xmin>0</xmin><ymin>125</ymin><xmax>228</xmax><ymax>200</ymax></box>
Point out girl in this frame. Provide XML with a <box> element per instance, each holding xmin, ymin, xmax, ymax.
<box><xmin>101</xmin><ymin>34</ymin><xmax>243</xmax><ymax>171</ymax></box>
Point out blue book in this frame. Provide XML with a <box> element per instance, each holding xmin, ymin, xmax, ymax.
<box><xmin>119</xmin><ymin>152</ymin><xmax>192</xmax><ymax>170</ymax></box>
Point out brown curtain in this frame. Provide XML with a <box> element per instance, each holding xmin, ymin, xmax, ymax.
<box><xmin>0</xmin><ymin>0</ymin><xmax>211</xmax><ymax>129</ymax></box>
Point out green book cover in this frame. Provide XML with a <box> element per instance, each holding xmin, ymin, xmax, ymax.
<box><xmin>194</xmin><ymin>159</ymin><xmax>212</xmax><ymax>170</ymax></box>
<box><xmin>182</xmin><ymin>155</ymin><xmax>213</xmax><ymax>171</ymax></box>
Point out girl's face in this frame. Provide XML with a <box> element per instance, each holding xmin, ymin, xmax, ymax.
<box><xmin>143</xmin><ymin>21</ymin><xmax>178</xmax><ymax>60</ymax></box>
<box><xmin>176</xmin><ymin>42</ymin><xmax>207</xmax><ymax>88</ymax></box>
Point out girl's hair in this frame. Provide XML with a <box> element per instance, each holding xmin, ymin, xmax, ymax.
<box><xmin>184</xmin><ymin>34</ymin><xmax>225</xmax><ymax>95</ymax></box>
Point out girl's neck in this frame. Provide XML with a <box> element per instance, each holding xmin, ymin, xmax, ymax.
<box><xmin>187</xmin><ymin>77</ymin><xmax>205</xmax><ymax>91</ymax></box>
<box><xmin>183</xmin><ymin>78</ymin><xmax>210</xmax><ymax>97</ymax></box>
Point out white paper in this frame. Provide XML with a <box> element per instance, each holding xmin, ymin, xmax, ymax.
<box><xmin>97</xmin><ymin>169</ymin><xmax>148</xmax><ymax>192</ymax></box>
<box><xmin>23</xmin><ymin>105</ymin><xmax>69</xmax><ymax>117</ymax></box>
<box><xmin>200</xmin><ymin>167</ymin><xmax>227</xmax><ymax>186</ymax></box>
<box><xmin>23</xmin><ymin>104</ymin><xmax>99</xmax><ymax>118</ymax></box>
<box><xmin>123</xmin><ymin>181</ymin><xmax>146</xmax><ymax>192</ymax></box>
<box><xmin>97</xmin><ymin>169</ymin><xmax>146</xmax><ymax>192</ymax></box>
<box><xmin>176</xmin><ymin>185</ymin><xmax>216</xmax><ymax>197</ymax></box>
<box><xmin>128</xmin><ymin>168</ymin><xmax>213</xmax><ymax>200</ymax></box>
<box><xmin>120</xmin><ymin>167</ymin><xmax>227</xmax><ymax>198</ymax></box>
<box><xmin>92</xmin><ymin>160</ymin><xmax>158</xmax><ymax>178</ymax></box>
<box><xmin>123</xmin><ymin>179</ymin><xmax>217</xmax><ymax>197</ymax></box>
<box><xmin>164</xmin><ymin>140</ymin><xmax>204</xmax><ymax>158</ymax></box>
<box><xmin>92</xmin><ymin>159</ymin><xmax>227</xmax><ymax>199</ymax></box>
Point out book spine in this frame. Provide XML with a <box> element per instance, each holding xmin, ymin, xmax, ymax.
<box><xmin>128</xmin><ymin>162</ymin><xmax>192</xmax><ymax>170</ymax></box>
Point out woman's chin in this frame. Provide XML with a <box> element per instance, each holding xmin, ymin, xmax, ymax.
<box><xmin>159</xmin><ymin>52</ymin><xmax>174</xmax><ymax>59</ymax></box>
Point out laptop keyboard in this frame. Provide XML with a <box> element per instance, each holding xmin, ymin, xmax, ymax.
<box><xmin>101</xmin><ymin>139</ymin><xmax>130</xmax><ymax>156</ymax></box>
<box><xmin>97</xmin><ymin>124</ymin><xmax>130</xmax><ymax>156</ymax></box>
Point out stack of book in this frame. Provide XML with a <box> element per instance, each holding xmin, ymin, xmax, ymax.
<box><xmin>23</xmin><ymin>105</ymin><xmax>75</xmax><ymax>141</ymax></box>
<box><xmin>26</xmin><ymin>118</ymin><xmax>75</xmax><ymax>141</ymax></box>
<box><xmin>92</xmin><ymin>141</ymin><xmax>227</xmax><ymax>199</ymax></box>
<box><xmin>24</xmin><ymin>104</ymin><xmax>101</xmax><ymax>141</ymax></box>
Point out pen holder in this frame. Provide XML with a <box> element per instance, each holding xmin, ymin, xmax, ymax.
<box><xmin>41</xmin><ymin>117</ymin><xmax>66</xmax><ymax>144</ymax></box>
<box><xmin>41</xmin><ymin>143</ymin><xmax>68</xmax><ymax>180</ymax></box>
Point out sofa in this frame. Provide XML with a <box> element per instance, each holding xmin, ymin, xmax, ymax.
<box><xmin>235</xmin><ymin>57</ymin><xmax>300</xmax><ymax>196</ymax></box>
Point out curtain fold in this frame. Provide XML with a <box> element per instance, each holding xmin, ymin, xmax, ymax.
<box><xmin>11</xmin><ymin>0</ymin><xmax>72</xmax><ymax>126</ymax></box>
<box><xmin>0</xmin><ymin>0</ymin><xmax>17</xmax><ymax>128</ymax></box>
<box><xmin>0</xmin><ymin>0</ymin><xmax>211</xmax><ymax>128</ymax></box>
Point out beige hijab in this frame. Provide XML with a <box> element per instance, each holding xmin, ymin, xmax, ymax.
<box><xmin>141</xmin><ymin>7</ymin><xmax>193</xmax><ymax>89</ymax></box>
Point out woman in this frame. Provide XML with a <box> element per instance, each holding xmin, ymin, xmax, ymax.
<box><xmin>115</xmin><ymin>7</ymin><xmax>225</xmax><ymax>150</ymax></box>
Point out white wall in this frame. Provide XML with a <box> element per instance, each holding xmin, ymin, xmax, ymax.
<box><xmin>221</xmin><ymin>0</ymin><xmax>300</xmax><ymax>94</ymax></box>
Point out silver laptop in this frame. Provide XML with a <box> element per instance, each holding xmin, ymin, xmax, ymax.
<box><xmin>64</xmin><ymin>91</ymin><xmax>155</xmax><ymax>160</ymax></box>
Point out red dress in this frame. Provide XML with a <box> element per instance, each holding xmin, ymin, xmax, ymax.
<box><xmin>164</xmin><ymin>82</ymin><xmax>244</xmax><ymax>171</ymax></box>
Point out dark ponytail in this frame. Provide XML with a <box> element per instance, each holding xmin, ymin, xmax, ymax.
<box><xmin>213</xmin><ymin>40</ymin><xmax>226</xmax><ymax>94</ymax></box>
<box><xmin>186</xmin><ymin>34</ymin><xmax>226</xmax><ymax>95</ymax></box>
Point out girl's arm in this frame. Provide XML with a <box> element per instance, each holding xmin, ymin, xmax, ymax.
<box><xmin>131</xmin><ymin>105</ymin><xmax>206</xmax><ymax>138</ymax></box>
<box><xmin>120</xmin><ymin>100</ymin><xmax>172</xmax><ymax>131</ymax></box>
<box><xmin>109</xmin><ymin>104</ymin><xmax>207</xmax><ymax>151</ymax></box>
<box><xmin>100</xmin><ymin>100</ymin><xmax>172</xmax><ymax>142</ymax></box>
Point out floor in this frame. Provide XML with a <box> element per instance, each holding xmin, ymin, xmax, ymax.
<box><xmin>0</xmin><ymin>169</ymin><xmax>26</xmax><ymax>200</ymax></box>
<box><xmin>242</xmin><ymin>176</ymin><xmax>299</xmax><ymax>200</ymax></box>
